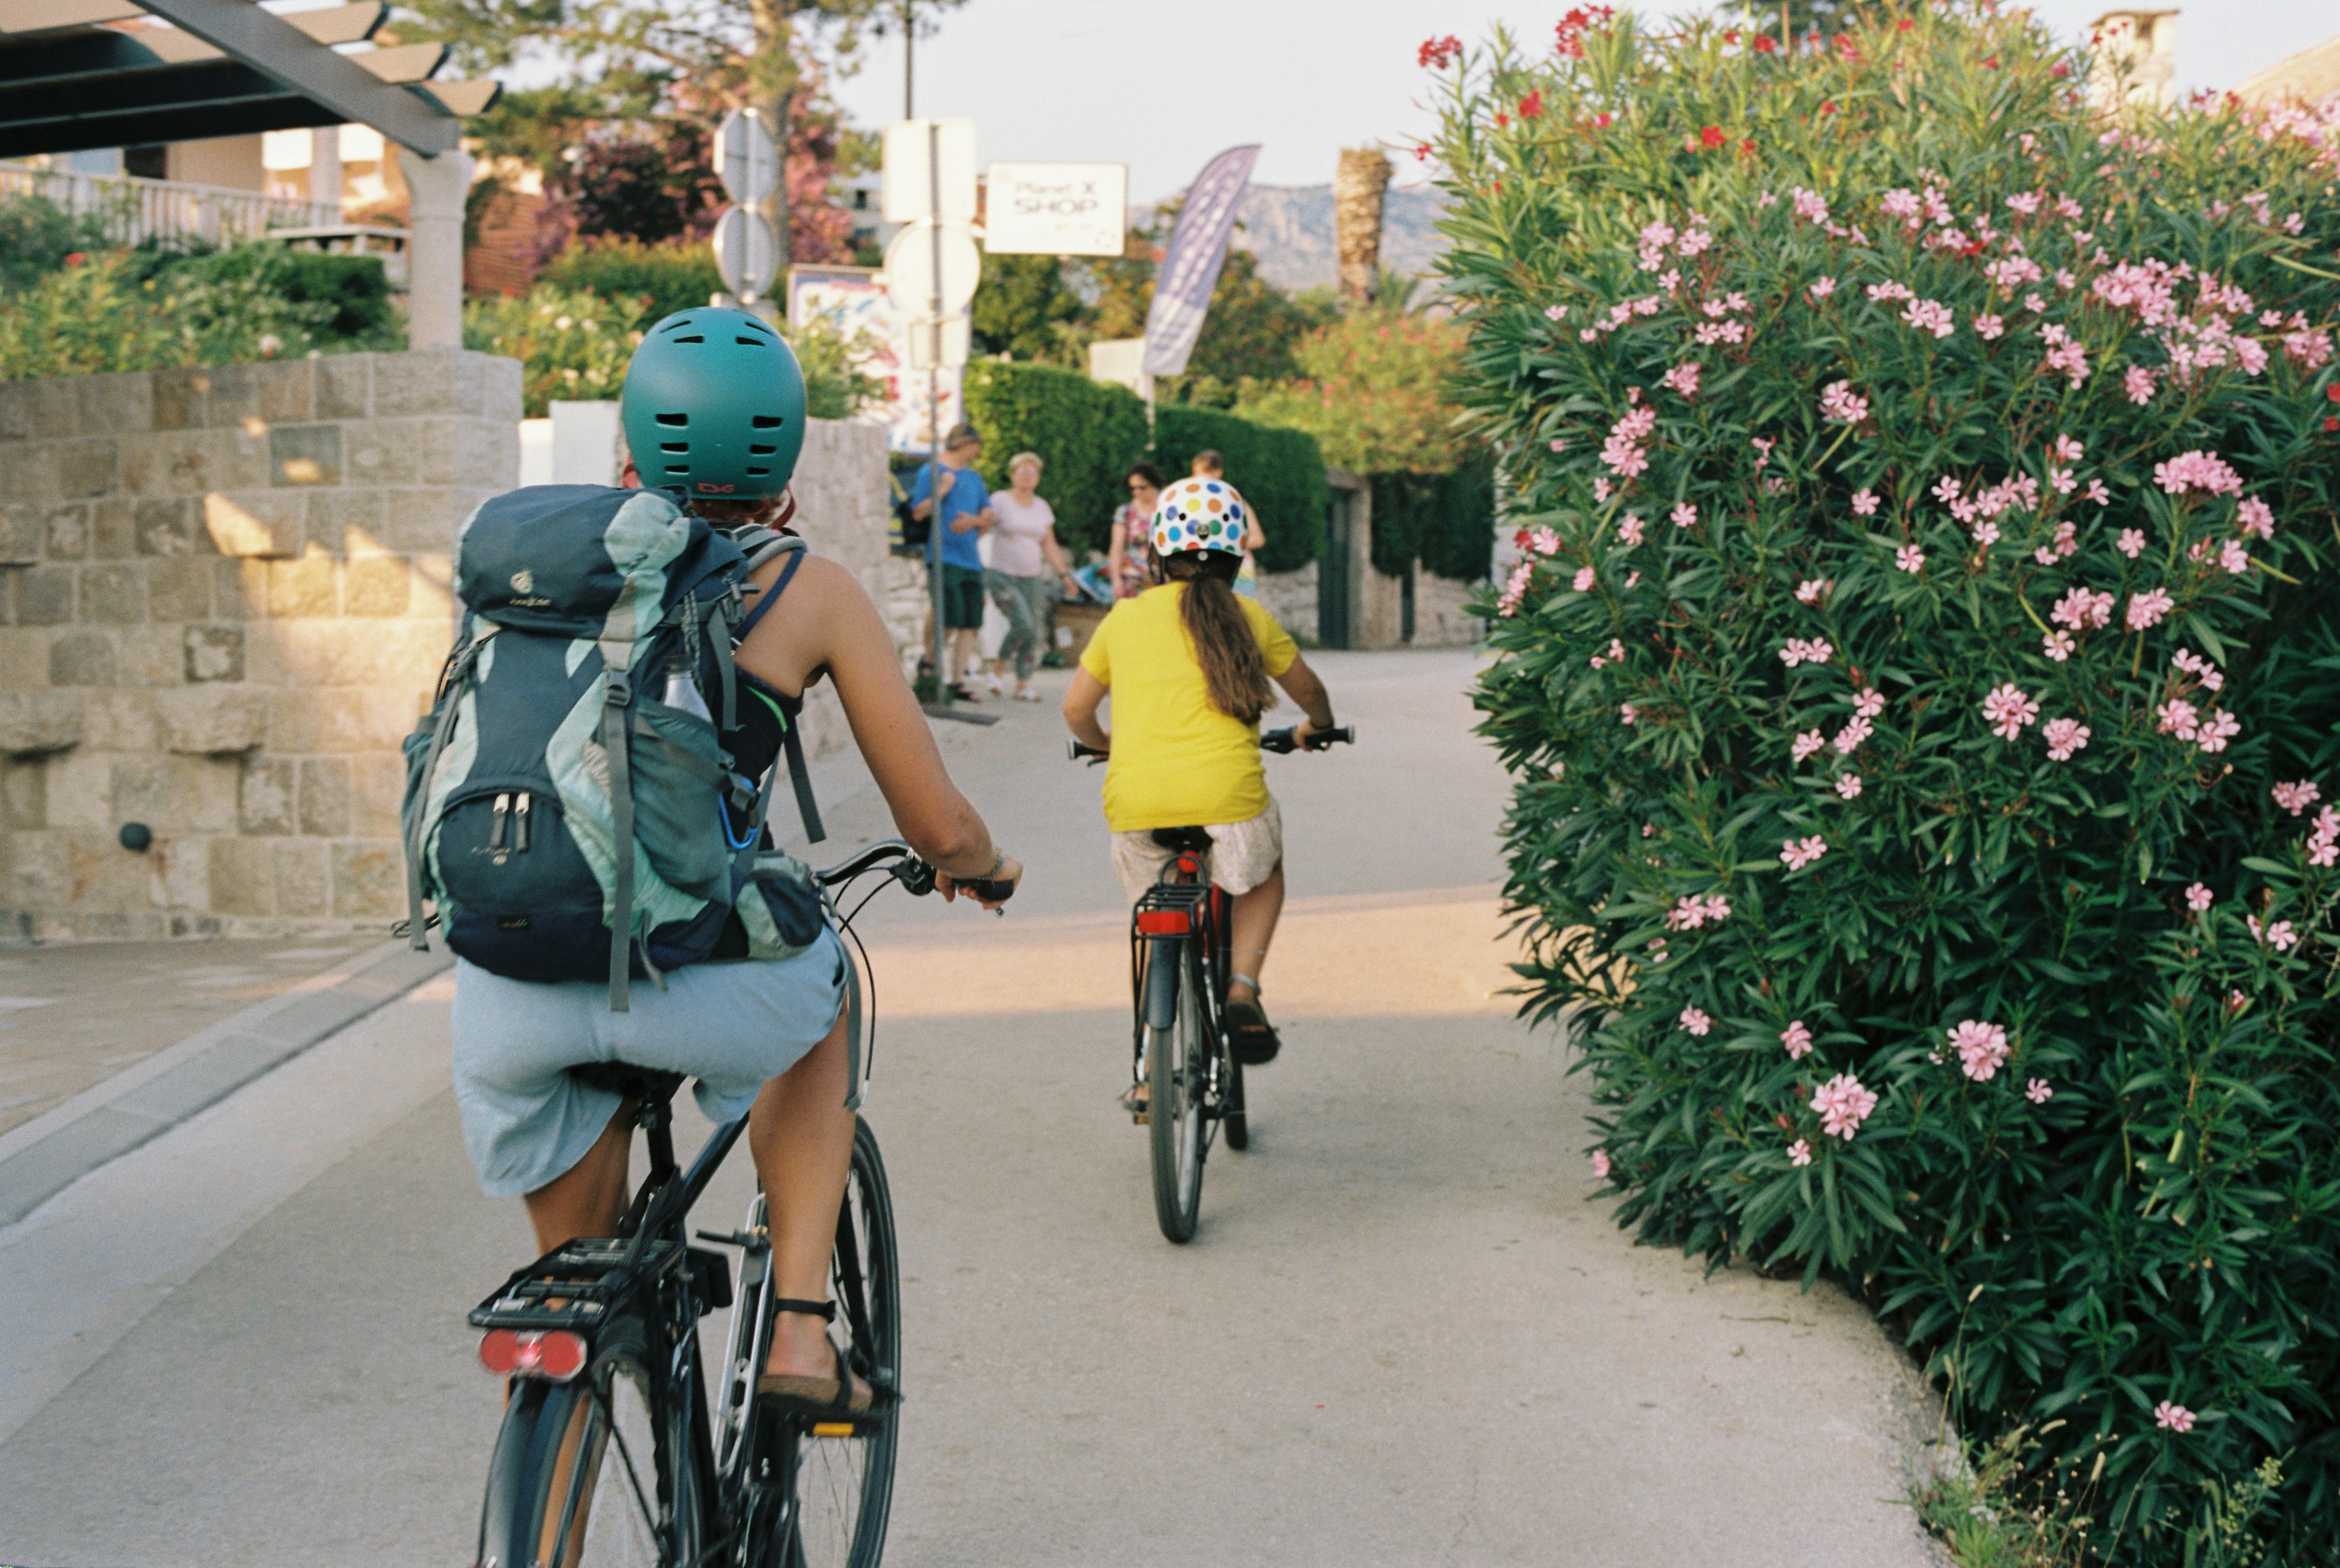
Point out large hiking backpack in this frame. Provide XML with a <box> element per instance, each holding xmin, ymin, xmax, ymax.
<box><xmin>401</xmin><ymin>484</ymin><xmax>825</xmax><ymax>1009</ymax></box>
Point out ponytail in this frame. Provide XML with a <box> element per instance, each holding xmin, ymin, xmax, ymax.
<box><xmin>1164</xmin><ymin>553</ymin><xmax>1273</xmax><ymax>724</ymax></box>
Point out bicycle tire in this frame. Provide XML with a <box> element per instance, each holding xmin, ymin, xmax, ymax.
<box><xmin>752</xmin><ymin>1118</ymin><xmax>900</xmax><ymax>1568</ymax></box>
<box><xmin>477</xmin><ymin>1337</ymin><xmax>704</xmax><ymax>1568</ymax></box>
<box><xmin>1221</xmin><ymin>1051</ymin><xmax>1248</xmax><ymax>1150</ymax></box>
<box><xmin>1147</xmin><ymin>944</ymin><xmax>1207</xmax><ymax>1243</ymax></box>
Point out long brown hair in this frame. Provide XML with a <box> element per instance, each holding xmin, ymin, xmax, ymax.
<box><xmin>1163</xmin><ymin>552</ymin><xmax>1272</xmax><ymax>724</ymax></box>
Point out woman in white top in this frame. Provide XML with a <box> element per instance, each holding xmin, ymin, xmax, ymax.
<box><xmin>983</xmin><ymin>451</ymin><xmax>1081</xmax><ymax>700</ymax></box>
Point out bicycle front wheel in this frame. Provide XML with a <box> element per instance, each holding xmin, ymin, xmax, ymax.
<box><xmin>478</xmin><ymin>1343</ymin><xmax>700</xmax><ymax>1568</ymax></box>
<box><xmin>1147</xmin><ymin>944</ymin><xmax>1207</xmax><ymax>1243</ymax></box>
<box><xmin>756</xmin><ymin>1118</ymin><xmax>900</xmax><ymax>1568</ymax></box>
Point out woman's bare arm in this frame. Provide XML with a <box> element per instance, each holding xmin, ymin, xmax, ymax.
<box><xmin>1063</xmin><ymin>667</ymin><xmax>1110</xmax><ymax>752</ymax></box>
<box><xmin>733</xmin><ymin>552</ymin><xmax>1019</xmax><ymax>903</ymax></box>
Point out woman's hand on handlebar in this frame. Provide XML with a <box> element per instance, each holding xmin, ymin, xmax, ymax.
<box><xmin>937</xmin><ymin>853</ymin><xmax>1023</xmax><ymax>911</ymax></box>
<box><xmin>1294</xmin><ymin>716</ymin><xmax>1337</xmax><ymax>752</ymax></box>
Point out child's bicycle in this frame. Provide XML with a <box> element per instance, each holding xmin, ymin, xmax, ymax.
<box><xmin>1069</xmin><ymin>725</ymin><xmax>1353</xmax><ymax>1242</ymax></box>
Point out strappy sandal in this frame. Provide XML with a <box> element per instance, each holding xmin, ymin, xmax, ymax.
<box><xmin>756</xmin><ymin>1299</ymin><xmax>893</xmax><ymax>1429</ymax></box>
<box><xmin>1224</xmin><ymin>987</ymin><xmax>1281</xmax><ymax>1065</ymax></box>
<box><xmin>1118</xmin><ymin>1082</ymin><xmax>1149</xmax><ymax>1123</ymax></box>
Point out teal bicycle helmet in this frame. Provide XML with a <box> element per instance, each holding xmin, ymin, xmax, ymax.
<box><xmin>619</xmin><ymin>307</ymin><xmax>808</xmax><ymax>500</ymax></box>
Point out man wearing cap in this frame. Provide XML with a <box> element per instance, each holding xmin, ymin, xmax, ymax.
<box><xmin>908</xmin><ymin>422</ymin><xmax>997</xmax><ymax>700</ymax></box>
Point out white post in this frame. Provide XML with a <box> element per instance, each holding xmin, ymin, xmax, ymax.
<box><xmin>398</xmin><ymin>146</ymin><xmax>472</xmax><ymax>350</ymax></box>
<box><xmin>309</xmin><ymin>125</ymin><xmax>343</xmax><ymax>221</ymax></box>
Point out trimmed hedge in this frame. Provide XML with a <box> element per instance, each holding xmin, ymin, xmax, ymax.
<box><xmin>539</xmin><ymin>237</ymin><xmax>723</xmax><ymax>325</ymax></box>
<box><xmin>1153</xmin><ymin>403</ymin><xmax>1328</xmax><ymax>574</ymax></box>
<box><xmin>1368</xmin><ymin>457</ymin><xmax>1496</xmax><ymax>581</ymax></box>
<box><xmin>960</xmin><ymin>360</ymin><xmax>1149</xmax><ymax>555</ymax></box>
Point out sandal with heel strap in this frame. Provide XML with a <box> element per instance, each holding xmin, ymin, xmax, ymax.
<box><xmin>756</xmin><ymin>1298</ymin><xmax>894</xmax><ymax>1427</ymax></box>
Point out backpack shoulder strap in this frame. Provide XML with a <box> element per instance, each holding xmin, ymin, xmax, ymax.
<box><xmin>735</xmin><ymin>541</ymin><xmax>809</xmax><ymax>643</ymax></box>
<box><xmin>731</xmin><ymin>547</ymin><xmax>822</xmax><ymax>844</ymax></box>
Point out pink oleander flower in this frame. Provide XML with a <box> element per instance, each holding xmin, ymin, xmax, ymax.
<box><xmin>1528</xmin><ymin>527</ymin><xmax>1562</xmax><ymax>556</ymax></box>
<box><xmin>1896</xmin><ymin>544</ymin><xmax>1926</xmax><ymax>573</ymax></box>
<box><xmin>1853</xmin><ymin>688</ymin><xmax>1884</xmax><ymax>719</ymax></box>
<box><xmin>2042</xmin><ymin>630</ymin><xmax>2075</xmax><ymax>662</ymax></box>
<box><xmin>1779</xmin><ymin>835</ymin><xmax>1829</xmax><ymax>871</ymax></box>
<box><xmin>1782</xmin><ymin>1020</ymin><xmax>1814</xmax><ymax>1059</ymax></box>
<box><xmin>1835</xmin><ymin>773</ymin><xmax>1863</xmax><ymax>799</ymax></box>
<box><xmin>2117</xmin><ymin>528</ymin><xmax>2146</xmax><ymax>558</ymax></box>
<box><xmin>1573</xmin><ymin>566</ymin><xmax>1596</xmax><ymax>592</ymax></box>
<box><xmin>1779</xmin><ymin>638</ymin><xmax>1834</xmax><ymax>668</ymax></box>
<box><xmin>1852</xmin><ymin>489</ymin><xmax>1879</xmax><ymax>516</ymax></box>
<box><xmin>2154</xmin><ymin>1402</ymin><xmax>2196</xmax><ymax>1433</ymax></box>
<box><xmin>1948</xmin><ymin>1019</ymin><xmax>2010</xmax><ymax>1082</ymax></box>
<box><xmin>1545</xmin><ymin>304</ymin><xmax>1569</xmax><ymax>322</ymax></box>
<box><xmin>2025</xmin><ymin>1078</ymin><xmax>2053</xmax><ymax>1104</ymax></box>
<box><xmin>1593</xmin><ymin>477</ymin><xmax>1614</xmax><ymax>502</ymax></box>
<box><xmin>1590</xmin><ymin>1148</ymin><xmax>1611</xmax><ymax>1179</ymax></box>
<box><xmin>2273</xmin><ymin>781</ymin><xmax>2321</xmax><ymax>816</ymax></box>
<box><xmin>2052</xmin><ymin>435</ymin><xmax>2085</xmax><ymax>464</ymax></box>
<box><xmin>1932</xmin><ymin>475</ymin><xmax>1964</xmax><ymax>506</ymax></box>
<box><xmin>1671</xmin><ymin>501</ymin><xmax>1698</xmax><ymax>529</ymax></box>
<box><xmin>2247</xmin><ymin>916</ymin><xmax>2297</xmax><ymax>952</ymax></box>
<box><xmin>1619</xmin><ymin>703</ymin><xmax>1638</xmax><ymax>725</ymax></box>
<box><xmin>2195</xmin><ymin>709</ymin><xmax>2239</xmax><ymax>754</ymax></box>
<box><xmin>1812</xmin><ymin>1072</ymin><xmax>1878</xmax><ymax>1140</ymax></box>
<box><xmin>1788</xmin><ymin>1137</ymin><xmax>1813</xmax><ymax>1166</ymax></box>
<box><xmin>2172</xmin><ymin>648</ymin><xmax>2223</xmax><ymax>692</ymax></box>
<box><xmin>2186</xmin><ymin>883</ymin><xmax>2214</xmax><ymax>912</ymax></box>
<box><xmin>2220</xmin><ymin>540</ymin><xmax>2251</xmax><ymax>575</ymax></box>
<box><xmin>2124</xmin><ymin>365</ymin><xmax>2157</xmax><ymax>404</ymax></box>
<box><xmin>2156</xmin><ymin>699</ymin><xmax>2200</xmax><ymax>741</ymax></box>
<box><xmin>1792</xmin><ymin>729</ymin><xmax>1826</xmax><ymax>763</ymax></box>
<box><xmin>1819</xmin><ymin>380</ymin><xmax>1869</xmax><ymax>424</ymax></box>
<box><xmin>2154</xmin><ymin>450</ymin><xmax>2245</xmax><ymax>498</ymax></box>
<box><xmin>1703</xmin><ymin>893</ymin><xmax>1730</xmax><ymax>923</ymax></box>
<box><xmin>1790</xmin><ymin>186</ymin><xmax>1829</xmax><ymax>224</ymax></box>
<box><xmin>1833</xmin><ymin>716</ymin><xmax>1872</xmax><ymax>754</ymax></box>
<box><xmin>2024</xmin><ymin>291</ymin><xmax>2046</xmax><ymax>312</ymax></box>
<box><xmin>1625</xmin><ymin>570</ymin><xmax>1641</xmax><ymax>588</ymax></box>
<box><xmin>2087</xmin><ymin>479</ymin><xmax>2112</xmax><ymax>506</ymax></box>
<box><xmin>1662</xmin><ymin>361</ymin><xmax>1703</xmax><ymax>398</ymax></box>
<box><xmin>1902</xmin><ymin>298</ymin><xmax>1955</xmax><ymax>338</ymax></box>
<box><xmin>2043</xmin><ymin>717</ymin><xmax>2090</xmax><ymax>760</ymax></box>
<box><xmin>2127</xmin><ymin>588</ymin><xmax>2175</xmax><ymax>630</ymax></box>
<box><xmin>1973</xmin><ymin>311</ymin><xmax>2005</xmax><ymax>340</ymax></box>
<box><xmin>1679</xmin><ymin>1006</ymin><xmax>1712</xmax><ymax>1036</ymax></box>
<box><xmin>1618</xmin><ymin>514</ymin><xmax>1646</xmax><ymax>547</ymax></box>
<box><xmin>2051</xmin><ymin>587</ymin><xmax>2115</xmax><ymax>630</ymax></box>
<box><xmin>1808</xmin><ymin>276</ymin><xmax>1838</xmax><ymax>302</ymax></box>
<box><xmin>1795</xmin><ymin>578</ymin><xmax>1832</xmax><ymax>604</ymax></box>
<box><xmin>1496</xmin><ymin>561</ymin><xmax>1534</xmax><ymax>617</ymax></box>
<box><xmin>1982</xmin><ymin>683</ymin><xmax>2040</xmax><ymax>741</ymax></box>
<box><xmin>2238</xmin><ymin>497</ymin><xmax>2274</xmax><ymax>539</ymax></box>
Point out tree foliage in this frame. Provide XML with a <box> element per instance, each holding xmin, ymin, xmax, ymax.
<box><xmin>1427</xmin><ymin>4</ymin><xmax>2340</xmax><ymax>1561</ymax></box>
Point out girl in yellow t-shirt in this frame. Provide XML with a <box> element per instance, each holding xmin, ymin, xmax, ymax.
<box><xmin>1062</xmin><ymin>477</ymin><xmax>1339</xmax><ymax>1090</ymax></box>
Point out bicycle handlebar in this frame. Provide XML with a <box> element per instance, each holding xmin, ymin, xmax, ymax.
<box><xmin>1067</xmin><ymin>726</ymin><xmax>1355</xmax><ymax>764</ymax></box>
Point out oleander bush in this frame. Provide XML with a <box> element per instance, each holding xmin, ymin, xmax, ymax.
<box><xmin>1427</xmin><ymin>5</ymin><xmax>2340</xmax><ymax>1561</ymax></box>
<box><xmin>0</xmin><ymin>248</ymin><xmax>340</xmax><ymax>379</ymax></box>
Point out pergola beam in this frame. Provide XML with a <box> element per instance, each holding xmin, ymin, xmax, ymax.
<box><xmin>128</xmin><ymin>0</ymin><xmax>453</xmax><ymax>154</ymax></box>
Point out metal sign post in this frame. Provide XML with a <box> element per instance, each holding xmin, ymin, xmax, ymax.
<box><xmin>711</xmin><ymin>108</ymin><xmax>781</xmax><ymax>304</ymax></box>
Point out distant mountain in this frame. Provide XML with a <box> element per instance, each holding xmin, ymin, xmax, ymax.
<box><xmin>1136</xmin><ymin>181</ymin><xmax>1451</xmax><ymax>294</ymax></box>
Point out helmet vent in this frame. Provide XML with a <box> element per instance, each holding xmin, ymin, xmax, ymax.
<box><xmin>735</xmin><ymin>336</ymin><xmax>766</xmax><ymax>347</ymax></box>
<box><xmin>672</xmin><ymin>334</ymin><xmax>706</xmax><ymax>344</ymax></box>
<box><xmin>745</xmin><ymin>466</ymin><xmax>770</xmax><ymax>476</ymax></box>
<box><xmin>752</xmin><ymin>415</ymin><xmax>785</xmax><ymax>429</ymax></box>
<box><xmin>660</xmin><ymin>442</ymin><xmax>688</xmax><ymax>453</ymax></box>
<box><xmin>655</xmin><ymin>413</ymin><xmax>688</xmax><ymax>428</ymax></box>
<box><xmin>663</xmin><ymin>464</ymin><xmax>689</xmax><ymax>474</ymax></box>
<box><xmin>748</xmin><ymin>443</ymin><xmax>776</xmax><ymax>455</ymax></box>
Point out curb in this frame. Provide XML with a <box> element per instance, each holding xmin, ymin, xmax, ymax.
<box><xmin>0</xmin><ymin>941</ymin><xmax>453</xmax><ymax>1229</ymax></box>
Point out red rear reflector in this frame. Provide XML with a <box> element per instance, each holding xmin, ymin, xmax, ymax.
<box><xmin>480</xmin><ymin>1328</ymin><xmax>589</xmax><ymax>1381</ymax></box>
<box><xmin>1136</xmin><ymin>909</ymin><xmax>1191</xmax><ymax>935</ymax></box>
<box><xmin>1175</xmin><ymin>855</ymin><xmax>1200</xmax><ymax>874</ymax></box>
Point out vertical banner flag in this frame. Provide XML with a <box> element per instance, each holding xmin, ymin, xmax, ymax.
<box><xmin>1142</xmin><ymin>144</ymin><xmax>1261</xmax><ymax>379</ymax></box>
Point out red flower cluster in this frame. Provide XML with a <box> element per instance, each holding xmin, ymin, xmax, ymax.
<box><xmin>1700</xmin><ymin>125</ymin><xmax>1725</xmax><ymax>148</ymax></box>
<box><xmin>1519</xmin><ymin>90</ymin><xmax>1544</xmax><ymax>120</ymax></box>
<box><xmin>1417</xmin><ymin>34</ymin><xmax>1461</xmax><ymax>69</ymax></box>
<box><xmin>1554</xmin><ymin>5</ymin><xmax>1614</xmax><ymax>60</ymax></box>
<box><xmin>1753</xmin><ymin>34</ymin><xmax>1777</xmax><ymax>53</ymax></box>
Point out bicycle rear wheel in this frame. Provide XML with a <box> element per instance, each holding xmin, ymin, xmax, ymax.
<box><xmin>753</xmin><ymin>1118</ymin><xmax>900</xmax><ymax>1568</ymax></box>
<box><xmin>1221</xmin><ymin>1051</ymin><xmax>1248</xmax><ymax>1151</ymax></box>
<box><xmin>1147</xmin><ymin>944</ymin><xmax>1207</xmax><ymax>1243</ymax></box>
<box><xmin>478</xmin><ymin>1341</ymin><xmax>700</xmax><ymax>1568</ymax></box>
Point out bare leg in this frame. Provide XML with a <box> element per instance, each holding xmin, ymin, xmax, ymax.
<box><xmin>1225</xmin><ymin>860</ymin><xmax>1286</xmax><ymax>1007</ymax></box>
<box><xmin>521</xmin><ymin>1106</ymin><xmax>633</xmax><ymax>1255</ymax></box>
<box><xmin>749</xmin><ymin>1010</ymin><xmax>864</xmax><ymax>1390</ymax></box>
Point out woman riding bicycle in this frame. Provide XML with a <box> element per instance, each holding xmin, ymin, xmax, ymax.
<box><xmin>445</xmin><ymin>310</ymin><xmax>1020</xmax><ymax>1418</ymax></box>
<box><xmin>1061</xmin><ymin>476</ymin><xmax>1338</xmax><ymax>1107</ymax></box>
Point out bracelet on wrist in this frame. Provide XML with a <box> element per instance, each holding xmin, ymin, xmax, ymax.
<box><xmin>958</xmin><ymin>849</ymin><xmax>1005</xmax><ymax>883</ymax></box>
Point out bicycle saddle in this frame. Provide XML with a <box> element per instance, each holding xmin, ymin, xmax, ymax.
<box><xmin>569</xmin><ymin>1062</ymin><xmax>687</xmax><ymax>1105</ymax></box>
<box><xmin>1150</xmin><ymin>826</ymin><xmax>1213</xmax><ymax>853</ymax></box>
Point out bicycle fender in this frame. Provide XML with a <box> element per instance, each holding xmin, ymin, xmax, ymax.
<box><xmin>1143</xmin><ymin>939</ymin><xmax>1182</xmax><ymax>1031</ymax></box>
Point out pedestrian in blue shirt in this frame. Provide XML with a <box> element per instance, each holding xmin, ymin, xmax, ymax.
<box><xmin>909</xmin><ymin>422</ymin><xmax>997</xmax><ymax>699</ymax></box>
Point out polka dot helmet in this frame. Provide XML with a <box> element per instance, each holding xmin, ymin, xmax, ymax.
<box><xmin>1150</xmin><ymin>476</ymin><xmax>1250</xmax><ymax>558</ymax></box>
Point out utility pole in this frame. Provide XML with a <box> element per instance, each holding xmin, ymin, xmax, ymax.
<box><xmin>903</xmin><ymin>0</ymin><xmax>913</xmax><ymax>119</ymax></box>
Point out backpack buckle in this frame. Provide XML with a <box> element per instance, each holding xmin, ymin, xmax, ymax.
<box><xmin>604</xmin><ymin>670</ymin><xmax>632</xmax><ymax>706</ymax></box>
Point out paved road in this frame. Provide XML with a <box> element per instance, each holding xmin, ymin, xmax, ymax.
<box><xmin>0</xmin><ymin>650</ymin><xmax>1947</xmax><ymax>1567</ymax></box>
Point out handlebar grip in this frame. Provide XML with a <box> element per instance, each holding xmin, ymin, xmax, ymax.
<box><xmin>960</xmin><ymin>876</ymin><xmax>1017</xmax><ymax>904</ymax></box>
<box><xmin>1066</xmin><ymin>739</ymin><xmax>1108</xmax><ymax>761</ymax></box>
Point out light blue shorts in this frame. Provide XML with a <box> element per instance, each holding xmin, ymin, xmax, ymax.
<box><xmin>450</xmin><ymin>926</ymin><xmax>848</xmax><ymax>1198</ymax></box>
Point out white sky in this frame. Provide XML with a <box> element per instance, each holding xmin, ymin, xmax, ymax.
<box><xmin>825</xmin><ymin>0</ymin><xmax>2340</xmax><ymax>203</ymax></box>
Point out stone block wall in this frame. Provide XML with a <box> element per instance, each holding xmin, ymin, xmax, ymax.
<box><xmin>0</xmin><ymin>350</ymin><xmax>520</xmax><ymax>940</ymax></box>
<box><xmin>0</xmin><ymin>357</ymin><xmax>895</xmax><ymax>941</ymax></box>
